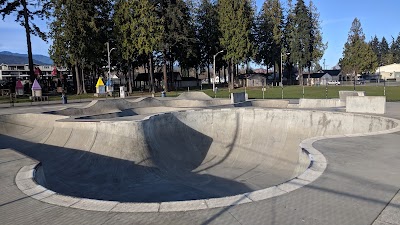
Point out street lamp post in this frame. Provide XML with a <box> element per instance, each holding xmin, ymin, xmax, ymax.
<box><xmin>106</xmin><ymin>42</ymin><xmax>116</xmax><ymax>80</ymax></box>
<box><xmin>213</xmin><ymin>50</ymin><xmax>225</xmax><ymax>92</ymax></box>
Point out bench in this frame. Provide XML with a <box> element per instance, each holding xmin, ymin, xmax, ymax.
<box><xmin>30</xmin><ymin>96</ymin><xmax>49</xmax><ymax>102</ymax></box>
<box><xmin>1</xmin><ymin>89</ymin><xmax>10</xmax><ymax>96</ymax></box>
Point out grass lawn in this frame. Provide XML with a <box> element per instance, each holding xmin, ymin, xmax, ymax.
<box><xmin>167</xmin><ymin>85</ymin><xmax>400</xmax><ymax>102</ymax></box>
<box><xmin>1</xmin><ymin>85</ymin><xmax>399</xmax><ymax>104</ymax></box>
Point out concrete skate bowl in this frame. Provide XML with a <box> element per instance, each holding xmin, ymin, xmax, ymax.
<box><xmin>46</xmin><ymin>98</ymin><xmax>232</xmax><ymax>119</ymax></box>
<box><xmin>1</xmin><ymin>109</ymin><xmax>399</xmax><ymax>212</ymax></box>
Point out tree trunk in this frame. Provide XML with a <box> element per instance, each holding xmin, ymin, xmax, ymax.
<box><xmin>149</xmin><ymin>54</ymin><xmax>155</xmax><ymax>93</ymax></box>
<box><xmin>163</xmin><ymin>49</ymin><xmax>168</xmax><ymax>92</ymax></box>
<box><xmin>230</xmin><ymin>59</ymin><xmax>234</xmax><ymax>89</ymax></box>
<box><xmin>75</xmin><ymin>64</ymin><xmax>81</xmax><ymax>94</ymax></box>
<box><xmin>218</xmin><ymin>69</ymin><xmax>221</xmax><ymax>84</ymax></box>
<box><xmin>273</xmin><ymin>64</ymin><xmax>277</xmax><ymax>86</ymax></box>
<box><xmin>22</xmin><ymin>0</ymin><xmax>34</xmax><ymax>84</ymax></box>
<box><xmin>81</xmin><ymin>65</ymin><xmax>87</xmax><ymax>94</ymax></box>
<box><xmin>223</xmin><ymin>66</ymin><xmax>227</xmax><ymax>84</ymax></box>
<box><xmin>169</xmin><ymin>59</ymin><xmax>176</xmax><ymax>90</ymax></box>
<box><xmin>128</xmin><ymin>64</ymin><xmax>133</xmax><ymax>93</ymax></box>
<box><xmin>207</xmin><ymin>64</ymin><xmax>211</xmax><ymax>85</ymax></box>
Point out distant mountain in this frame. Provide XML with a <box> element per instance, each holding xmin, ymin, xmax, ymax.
<box><xmin>0</xmin><ymin>51</ymin><xmax>53</xmax><ymax>65</ymax></box>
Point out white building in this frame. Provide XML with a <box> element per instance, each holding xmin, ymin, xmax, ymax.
<box><xmin>0</xmin><ymin>64</ymin><xmax>69</xmax><ymax>80</ymax></box>
<box><xmin>376</xmin><ymin>63</ymin><xmax>400</xmax><ymax>81</ymax></box>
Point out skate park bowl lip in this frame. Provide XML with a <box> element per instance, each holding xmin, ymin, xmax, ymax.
<box><xmin>5</xmin><ymin>108</ymin><xmax>400</xmax><ymax>212</ymax></box>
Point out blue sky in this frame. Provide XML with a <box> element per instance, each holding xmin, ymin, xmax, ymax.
<box><xmin>0</xmin><ymin>0</ymin><xmax>399</xmax><ymax>69</ymax></box>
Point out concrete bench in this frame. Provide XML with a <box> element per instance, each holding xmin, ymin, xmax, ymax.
<box><xmin>231</xmin><ymin>92</ymin><xmax>248</xmax><ymax>104</ymax></box>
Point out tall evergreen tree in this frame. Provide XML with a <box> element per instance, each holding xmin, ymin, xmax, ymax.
<box><xmin>307</xmin><ymin>0</ymin><xmax>326</xmax><ymax>74</ymax></box>
<box><xmin>290</xmin><ymin>0</ymin><xmax>310</xmax><ymax>84</ymax></box>
<box><xmin>341</xmin><ymin>18</ymin><xmax>377</xmax><ymax>89</ymax></box>
<box><xmin>255</xmin><ymin>0</ymin><xmax>283</xmax><ymax>85</ymax></box>
<box><xmin>49</xmin><ymin>0</ymin><xmax>105</xmax><ymax>94</ymax></box>
<box><xmin>282</xmin><ymin>0</ymin><xmax>295</xmax><ymax>83</ymax></box>
<box><xmin>369</xmin><ymin>35</ymin><xmax>380</xmax><ymax>61</ymax></box>
<box><xmin>114</xmin><ymin>0</ymin><xmax>163</xmax><ymax>93</ymax></box>
<box><xmin>218</xmin><ymin>0</ymin><xmax>254</xmax><ymax>89</ymax></box>
<box><xmin>156</xmin><ymin>0</ymin><xmax>196</xmax><ymax>92</ymax></box>
<box><xmin>197</xmin><ymin>0</ymin><xmax>220</xmax><ymax>84</ymax></box>
<box><xmin>391</xmin><ymin>34</ymin><xmax>400</xmax><ymax>63</ymax></box>
<box><xmin>1</xmin><ymin>0</ymin><xmax>49</xmax><ymax>83</ymax></box>
<box><xmin>172</xmin><ymin>0</ymin><xmax>199</xmax><ymax>76</ymax></box>
<box><xmin>380</xmin><ymin>37</ymin><xmax>391</xmax><ymax>65</ymax></box>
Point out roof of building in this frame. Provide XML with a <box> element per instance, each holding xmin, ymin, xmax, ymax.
<box><xmin>322</xmin><ymin>70</ymin><xmax>341</xmax><ymax>76</ymax></box>
<box><xmin>377</xmin><ymin>63</ymin><xmax>400</xmax><ymax>73</ymax></box>
<box><xmin>238</xmin><ymin>73</ymin><xmax>267</xmax><ymax>79</ymax></box>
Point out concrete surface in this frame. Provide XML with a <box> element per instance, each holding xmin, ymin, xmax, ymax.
<box><xmin>1</xmin><ymin>100</ymin><xmax>400</xmax><ymax>224</ymax></box>
<box><xmin>339</xmin><ymin>90</ymin><xmax>366</xmax><ymax>104</ymax></box>
<box><xmin>346</xmin><ymin>96</ymin><xmax>386</xmax><ymax>114</ymax></box>
<box><xmin>176</xmin><ymin>92</ymin><xmax>213</xmax><ymax>100</ymax></box>
<box><xmin>298</xmin><ymin>99</ymin><xmax>343</xmax><ymax>108</ymax></box>
<box><xmin>1</xmin><ymin>107</ymin><xmax>398</xmax><ymax>205</ymax></box>
<box><xmin>250</xmin><ymin>100</ymin><xmax>289</xmax><ymax>108</ymax></box>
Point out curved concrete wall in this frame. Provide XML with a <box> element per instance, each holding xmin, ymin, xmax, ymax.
<box><xmin>0</xmin><ymin>109</ymin><xmax>398</xmax><ymax>203</ymax></box>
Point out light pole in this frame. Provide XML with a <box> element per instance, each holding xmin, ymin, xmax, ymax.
<box><xmin>213</xmin><ymin>50</ymin><xmax>225</xmax><ymax>92</ymax></box>
<box><xmin>106</xmin><ymin>42</ymin><xmax>116</xmax><ymax>80</ymax></box>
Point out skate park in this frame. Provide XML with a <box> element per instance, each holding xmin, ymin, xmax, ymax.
<box><xmin>1</xmin><ymin>92</ymin><xmax>400</xmax><ymax>225</ymax></box>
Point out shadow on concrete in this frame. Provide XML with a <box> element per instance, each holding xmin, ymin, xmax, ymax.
<box><xmin>0</xmin><ymin>114</ymin><xmax>256</xmax><ymax>203</ymax></box>
<box><xmin>75</xmin><ymin>109</ymin><xmax>137</xmax><ymax>120</ymax></box>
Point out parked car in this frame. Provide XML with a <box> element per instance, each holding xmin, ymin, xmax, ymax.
<box><xmin>327</xmin><ymin>80</ymin><xmax>341</xmax><ymax>85</ymax></box>
<box><xmin>357</xmin><ymin>80</ymin><xmax>365</xmax><ymax>85</ymax></box>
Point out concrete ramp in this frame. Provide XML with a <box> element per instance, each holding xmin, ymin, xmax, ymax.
<box><xmin>49</xmin><ymin>99</ymin><xmax>135</xmax><ymax>116</ymax></box>
<box><xmin>0</xmin><ymin>109</ymin><xmax>398</xmax><ymax>203</ymax></box>
<box><xmin>176</xmin><ymin>92</ymin><xmax>212</xmax><ymax>100</ymax></box>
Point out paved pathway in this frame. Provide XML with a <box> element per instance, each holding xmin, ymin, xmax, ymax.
<box><xmin>0</xmin><ymin>103</ymin><xmax>399</xmax><ymax>225</ymax></box>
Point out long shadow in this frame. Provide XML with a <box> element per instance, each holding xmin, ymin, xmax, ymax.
<box><xmin>76</xmin><ymin>109</ymin><xmax>137</xmax><ymax>119</ymax></box>
<box><xmin>195</xmin><ymin>114</ymin><xmax>240</xmax><ymax>173</ymax></box>
<box><xmin>0</xmin><ymin>112</ymin><xmax>257</xmax><ymax>202</ymax></box>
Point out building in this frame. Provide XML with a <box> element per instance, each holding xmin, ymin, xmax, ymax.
<box><xmin>245</xmin><ymin>74</ymin><xmax>267</xmax><ymax>87</ymax></box>
<box><xmin>0</xmin><ymin>64</ymin><xmax>69</xmax><ymax>81</ymax></box>
<box><xmin>303</xmin><ymin>70</ymin><xmax>341</xmax><ymax>86</ymax></box>
<box><xmin>376</xmin><ymin>63</ymin><xmax>400</xmax><ymax>81</ymax></box>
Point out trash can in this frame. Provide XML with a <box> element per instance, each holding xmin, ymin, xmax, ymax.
<box><xmin>161</xmin><ymin>91</ymin><xmax>166</xmax><ymax>97</ymax></box>
<box><xmin>61</xmin><ymin>93</ymin><xmax>67</xmax><ymax>104</ymax></box>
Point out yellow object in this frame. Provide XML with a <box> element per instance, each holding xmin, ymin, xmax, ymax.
<box><xmin>96</xmin><ymin>77</ymin><xmax>105</xmax><ymax>87</ymax></box>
